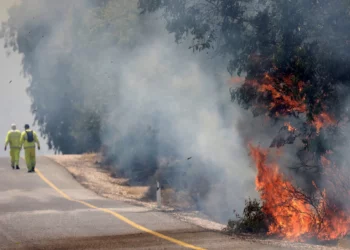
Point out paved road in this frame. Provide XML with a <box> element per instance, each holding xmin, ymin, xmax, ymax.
<box><xmin>0</xmin><ymin>156</ymin><xmax>292</xmax><ymax>250</ymax></box>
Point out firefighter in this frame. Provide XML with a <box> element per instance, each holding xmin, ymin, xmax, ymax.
<box><xmin>4</xmin><ymin>124</ymin><xmax>21</xmax><ymax>170</ymax></box>
<box><xmin>20</xmin><ymin>124</ymin><xmax>40</xmax><ymax>173</ymax></box>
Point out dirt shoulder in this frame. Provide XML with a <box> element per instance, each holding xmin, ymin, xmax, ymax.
<box><xmin>46</xmin><ymin>154</ymin><xmax>226</xmax><ymax>232</ymax></box>
<box><xmin>47</xmin><ymin>154</ymin><xmax>149</xmax><ymax>202</ymax></box>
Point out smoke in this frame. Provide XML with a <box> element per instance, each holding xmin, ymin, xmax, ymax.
<box><xmin>1</xmin><ymin>0</ymin><xmax>258</xmax><ymax>222</ymax></box>
<box><xmin>0</xmin><ymin>0</ymin><xmax>49</xmax><ymax>157</ymax></box>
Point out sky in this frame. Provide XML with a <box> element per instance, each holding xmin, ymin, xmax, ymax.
<box><xmin>0</xmin><ymin>0</ymin><xmax>50</xmax><ymax>156</ymax></box>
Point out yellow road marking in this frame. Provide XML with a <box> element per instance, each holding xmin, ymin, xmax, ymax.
<box><xmin>35</xmin><ymin>168</ymin><xmax>206</xmax><ymax>250</ymax></box>
<box><xmin>36</xmin><ymin>169</ymin><xmax>72</xmax><ymax>201</ymax></box>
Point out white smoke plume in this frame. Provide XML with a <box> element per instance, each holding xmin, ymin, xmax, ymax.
<box><xmin>1</xmin><ymin>0</ymin><xmax>257</xmax><ymax>221</ymax></box>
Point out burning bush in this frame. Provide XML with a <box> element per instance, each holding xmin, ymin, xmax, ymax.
<box><xmin>225</xmin><ymin>145</ymin><xmax>350</xmax><ymax>242</ymax></box>
<box><xmin>248</xmin><ymin>144</ymin><xmax>350</xmax><ymax>242</ymax></box>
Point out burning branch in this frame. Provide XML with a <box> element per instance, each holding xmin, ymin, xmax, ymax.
<box><xmin>249</xmin><ymin>144</ymin><xmax>350</xmax><ymax>242</ymax></box>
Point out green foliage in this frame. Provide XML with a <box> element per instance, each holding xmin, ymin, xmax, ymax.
<box><xmin>224</xmin><ymin>198</ymin><xmax>269</xmax><ymax>235</ymax></box>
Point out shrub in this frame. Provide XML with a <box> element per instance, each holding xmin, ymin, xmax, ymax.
<box><xmin>224</xmin><ymin>198</ymin><xmax>269</xmax><ymax>235</ymax></box>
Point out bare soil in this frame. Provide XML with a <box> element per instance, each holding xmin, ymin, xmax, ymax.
<box><xmin>48</xmin><ymin>153</ymin><xmax>149</xmax><ymax>201</ymax></box>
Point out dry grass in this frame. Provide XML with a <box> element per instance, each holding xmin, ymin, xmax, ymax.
<box><xmin>160</xmin><ymin>189</ymin><xmax>197</xmax><ymax>210</ymax></box>
<box><xmin>48</xmin><ymin>153</ymin><xmax>200</xmax><ymax>210</ymax></box>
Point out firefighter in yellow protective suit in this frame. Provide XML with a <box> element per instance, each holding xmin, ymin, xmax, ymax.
<box><xmin>20</xmin><ymin>124</ymin><xmax>40</xmax><ymax>173</ymax></box>
<box><xmin>4</xmin><ymin>124</ymin><xmax>21</xmax><ymax>170</ymax></box>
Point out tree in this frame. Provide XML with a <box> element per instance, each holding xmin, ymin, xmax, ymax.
<box><xmin>139</xmin><ymin>0</ymin><xmax>350</xmax><ymax>172</ymax></box>
<box><xmin>139</xmin><ymin>1</ymin><xmax>350</xmax><ymax>238</ymax></box>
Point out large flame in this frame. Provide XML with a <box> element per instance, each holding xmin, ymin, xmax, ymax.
<box><xmin>249</xmin><ymin>144</ymin><xmax>350</xmax><ymax>241</ymax></box>
<box><xmin>237</xmin><ymin>73</ymin><xmax>347</xmax><ymax>240</ymax></box>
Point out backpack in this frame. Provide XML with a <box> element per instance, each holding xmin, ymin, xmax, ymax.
<box><xmin>26</xmin><ymin>131</ymin><xmax>34</xmax><ymax>143</ymax></box>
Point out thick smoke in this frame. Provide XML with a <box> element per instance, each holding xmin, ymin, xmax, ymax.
<box><xmin>2</xmin><ymin>0</ymin><xmax>257</xmax><ymax>222</ymax></box>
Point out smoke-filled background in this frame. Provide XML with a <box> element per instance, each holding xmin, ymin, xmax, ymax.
<box><xmin>0</xmin><ymin>0</ymin><xmax>257</xmax><ymax>222</ymax></box>
<box><xmin>134</xmin><ymin>0</ymin><xmax>350</xmax><ymax>240</ymax></box>
<box><xmin>0</xmin><ymin>0</ymin><xmax>49</xmax><ymax>157</ymax></box>
<box><xmin>3</xmin><ymin>0</ymin><xmax>350</xmax><ymax>237</ymax></box>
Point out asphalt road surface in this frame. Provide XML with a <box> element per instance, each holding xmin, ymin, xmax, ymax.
<box><xmin>0</xmin><ymin>156</ymin><xmax>294</xmax><ymax>250</ymax></box>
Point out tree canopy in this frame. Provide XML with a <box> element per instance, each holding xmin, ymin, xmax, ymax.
<box><xmin>139</xmin><ymin>0</ymin><xmax>350</xmax><ymax>172</ymax></box>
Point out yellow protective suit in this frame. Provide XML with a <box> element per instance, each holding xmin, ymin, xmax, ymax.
<box><xmin>20</xmin><ymin>130</ymin><xmax>40</xmax><ymax>172</ymax></box>
<box><xmin>5</xmin><ymin>130</ymin><xmax>21</xmax><ymax>168</ymax></box>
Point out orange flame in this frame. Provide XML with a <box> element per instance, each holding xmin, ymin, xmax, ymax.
<box><xmin>284</xmin><ymin>122</ymin><xmax>296</xmax><ymax>132</ymax></box>
<box><xmin>249</xmin><ymin>144</ymin><xmax>350</xmax><ymax>241</ymax></box>
<box><xmin>245</xmin><ymin>73</ymin><xmax>337</xmax><ymax>131</ymax></box>
<box><xmin>246</xmin><ymin>74</ymin><xmax>307</xmax><ymax>116</ymax></box>
<box><xmin>312</xmin><ymin>113</ymin><xmax>336</xmax><ymax>133</ymax></box>
<box><xmin>259</xmin><ymin>74</ymin><xmax>307</xmax><ymax>115</ymax></box>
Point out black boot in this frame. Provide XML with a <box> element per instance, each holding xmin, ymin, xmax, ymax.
<box><xmin>11</xmin><ymin>165</ymin><xmax>15</xmax><ymax>170</ymax></box>
<box><xmin>16</xmin><ymin>165</ymin><xmax>20</xmax><ymax>170</ymax></box>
